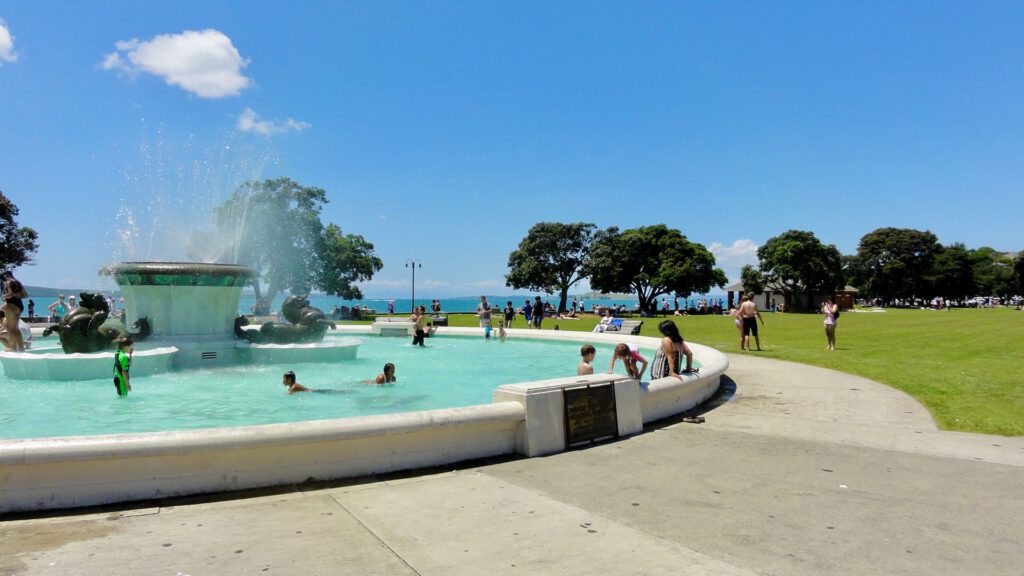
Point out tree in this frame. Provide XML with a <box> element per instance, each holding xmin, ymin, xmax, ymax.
<box><xmin>739</xmin><ymin>264</ymin><xmax>765</xmax><ymax>296</ymax></box>
<box><xmin>1015</xmin><ymin>254</ymin><xmax>1024</xmax><ymax>295</ymax></box>
<box><xmin>971</xmin><ymin>247</ymin><xmax>1016</xmax><ymax>297</ymax></box>
<box><xmin>0</xmin><ymin>191</ymin><xmax>39</xmax><ymax>271</ymax></box>
<box><xmin>930</xmin><ymin>243</ymin><xmax>976</xmax><ymax>302</ymax></box>
<box><xmin>205</xmin><ymin>178</ymin><xmax>381</xmax><ymax>306</ymax></box>
<box><xmin>314</xmin><ymin>224</ymin><xmax>383</xmax><ymax>300</ymax></box>
<box><xmin>757</xmin><ymin>230</ymin><xmax>844</xmax><ymax>311</ymax></box>
<box><xmin>852</xmin><ymin>227</ymin><xmax>941</xmax><ymax>304</ymax></box>
<box><xmin>585</xmin><ymin>224</ymin><xmax>727</xmax><ymax>313</ymax></box>
<box><xmin>505</xmin><ymin>222</ymin><xmax>596</xmax><ymax>312</ymax></box>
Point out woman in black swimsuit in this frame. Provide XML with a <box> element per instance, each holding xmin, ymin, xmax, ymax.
<box><xmin>2</xmin><ymin>270</ymin><xmax>28</xmax><ymax>351</ymax></box>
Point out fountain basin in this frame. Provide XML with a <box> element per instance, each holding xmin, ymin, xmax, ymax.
<box><xmin>0</xmin><ymin>329</ymin><xmax>728</xmax><ymax>513</ymax></box>
<box><xmin>0</xmin><ymin>346</ymin><xmax>178</xmax><ymax>381</ymax></box>
<box><xmin>101</xmin><ymin>262</ymin><xmax>255</xmax><ymax>340</ymax></box>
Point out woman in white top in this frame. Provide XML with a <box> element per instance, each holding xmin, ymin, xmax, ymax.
<box><xmin>822</xmin><ymin>296</ymin><xmax>839</xmax><ymax>351</ymax></box>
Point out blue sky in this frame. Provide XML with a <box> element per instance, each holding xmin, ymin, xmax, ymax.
<box><xmin>2</xmin><ymin>2</ymin><xmax>1022</xmax><ymax>296</ymax></box>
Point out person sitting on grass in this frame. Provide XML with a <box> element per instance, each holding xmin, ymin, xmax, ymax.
<box><xmin>577</xmin><ymin>344</ymin><xmax>596</xmax><ymax>375</ymax></box>
<box><xmin>608</xmin><ymin>343</ymin><xmax>648</xmax><ymax>380</ymax></box>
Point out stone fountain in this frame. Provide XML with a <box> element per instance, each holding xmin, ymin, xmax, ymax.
<box><xmin>0</xmin><ymin>261</ymin><xmax>359</xmax><ymax>380</ymax></box>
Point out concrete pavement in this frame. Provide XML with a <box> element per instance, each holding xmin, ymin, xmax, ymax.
<box><xmin>3</xmin><ymin>353</ymin><xmax>1023</xmax><ymax>576</ymax></box>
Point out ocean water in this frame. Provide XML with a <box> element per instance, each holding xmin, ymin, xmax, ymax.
<box><xmin>27</xmin><ymin>292</ymin><xmax>730</xmax><ymax>320</ymax></box>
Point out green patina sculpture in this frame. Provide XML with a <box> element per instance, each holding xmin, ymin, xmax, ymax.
<box><xmin>235</xmin><ymin>295</ymin><xmax>336</xmax><ymax>344</ymax></box>
<box><xmin>42</xmin><ymin>292</ymin><xmax>149</xmax><ymax>353</ymax></box>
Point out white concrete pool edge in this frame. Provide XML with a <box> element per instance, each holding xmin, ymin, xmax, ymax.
<box><xmin>0</xmin><ymin>327</ymin><xmax>727</xmax><ymax>514</ymax></box>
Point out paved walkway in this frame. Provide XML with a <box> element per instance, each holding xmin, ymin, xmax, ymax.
<box><xmin>3</xmin><ymin>354</ymin><xmax>1023</xmax><ymax>576</ymax></box>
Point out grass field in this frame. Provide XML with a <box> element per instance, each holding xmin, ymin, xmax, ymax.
<box><xmin>381</xmin><ymin>307</ymin><xmax>1023</xmax><ymax>436</ymax></box>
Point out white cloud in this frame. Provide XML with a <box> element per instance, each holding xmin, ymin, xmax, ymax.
<box><xmin>471</xmin><ymin>279</ymin><xmax>501</xmax><ymax>288</ymax></box>
<box><xmin>420</xmin><ymin>279</ymin><xmax>450</xmax><ymax>288</ymax></box>
<box><xmin>101</xmin><ymin>29</ymin><xmax>251</xmax><ymax>98</ymax></box>
<box><xmin>0</xmin><ymin>19</ymin><xmax>17</xmax><ymax>64</ymax></box>
<box><xmin>708</xmin><ymin>239</ymin><xmax>760</xmax><ymax>268</ymax></box>
<box><xmin>236</xmin><ymin>107</ymin><xmax>310</xmax><ymax>135</ymax></box>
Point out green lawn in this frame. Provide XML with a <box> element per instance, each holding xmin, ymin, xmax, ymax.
<box><xmin>383</xmin><ymin>308</ymin><xmax>1024</xmax><ymax>436</ymax></box>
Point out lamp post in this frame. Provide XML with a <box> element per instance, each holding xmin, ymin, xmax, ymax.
<box><xmin>405</xmin><ymin>258</ymin><xmax>422</xmax><ymax>313</ymax></box>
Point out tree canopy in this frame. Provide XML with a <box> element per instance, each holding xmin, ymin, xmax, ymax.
<box><xmin>505</xmin><ymin>222</ymin><xmax>596</xmax><ymax>312</ymax></box>
<box><xmin>1015</xmin><ymin>254</ymin><xmax>1024</xmax><ymax>295</ymax></box>
<box><xmin>206</xmin><ymin>178</ymin><xmax>381</xmax><ymax>307</ymax></box>
<box><xmin>970</xmin><ymin>247</ymin><xmax>1016</xmax><ymax>297</ymax></box>
<box><xmin>314</xmin><ymin>224</ymin><xmax>383</xmax><ymax>300</ymax></box>
<box><xmin>852</xmin><ymin>227</ymin><xmax>941</xmax><ymax>304</ymax></box>
<box><xmin>930</xmin><ymin>243</ymin><xmax>976</xmax><ymax>301</ymax></box>
<box><xmin>0</xmin><ymin>191</ymin><xmax>39</xmax><ymax>272</ymax></box>
<box><xmin>756</xmin><ymin>230</ymin><xmax>844</xmax><ymax>311</ymax></box>
<box><xmin>584</xmin><ymin>224</ymin><xmax>726</xmax><ymax>313</ymax></box>
<box><xmin>739</xmin><ymin>264</ymin><xmax>765</xmax><ymax>296</ymax></box>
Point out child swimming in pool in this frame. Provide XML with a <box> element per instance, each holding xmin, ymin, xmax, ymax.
<box><xmin>282</xmin><ymin>370</ymin><xmax>309</xmax><ymax>394</ymax></box>
<box><xmin>373</xmin><ymin>363</ymin><xmax>397</xmax><ymax>384</ymax></box>
<box><xmin>577</xmin><ymin>344</ymin><xmax>596</xmax><ymax>375</ymax></box>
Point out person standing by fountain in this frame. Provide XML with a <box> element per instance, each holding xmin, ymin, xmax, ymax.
<box><xmin>113</xmin><ymin>337</ymin><xmax>133</xmax><ymax>396</ymax></box>
<box><xmin>1</xmin><ymin>270</ymin><xmax>28</xmax><ymax>352</ymax></box>
<box><xmin>47</xmin><ymin>294</ymin><xmax>68</xmax><ymax>324</ymax></box>
<box><xmin>411</xmin><ymin>306</ymin><xmax>428</xmax><ymax>346</ymax></box>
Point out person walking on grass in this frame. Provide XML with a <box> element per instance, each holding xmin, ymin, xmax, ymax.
<box><xmin>531</xmin><ymin>296</ymin><xmax>544</xmax><ymax>329</ymax></box>
<box><xmin>822</xmin><ymin>296</ymin><xmax>839</xmax><ymax>351</ymax></box>
<box><xmin>738</xmin><ymin>293</ymin><xmax>764</xmax><ymax>351</ymax></box>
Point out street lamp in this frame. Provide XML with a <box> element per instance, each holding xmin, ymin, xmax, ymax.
<box><xmin>405</xmin><ymin>258</ymin><xmax>422</xmax><ymax>313</ymax></box>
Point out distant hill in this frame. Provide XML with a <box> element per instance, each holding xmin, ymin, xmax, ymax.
<box><xmin>578</xmin><ymin>290</ymin><xmax>635</xmax><ymax>299</ymax></box>
<box><xmin>24</xmin><ymin>285</ymin><xmax>121</xmax><ymax>299</ymax></box>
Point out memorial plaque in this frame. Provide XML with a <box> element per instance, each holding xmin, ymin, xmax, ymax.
<box><xmin>563</xmin><ymin>383</ymin><xmax>618</xmax><ymax>448</ymax></box>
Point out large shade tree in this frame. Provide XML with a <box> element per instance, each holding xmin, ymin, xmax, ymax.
<box><xmin>314</xmin><ymin>223</ymin><xmax>383</xmax><ymax>300</ymax></box>
<box><xmin>584</xmin><ymin>224</ymin><xmax>726</xmax><ymax>313</ymax></box>
<box><xmin>930</xmin><ymin>243</ymin><xmax>976</xmax><ymax>301</ymax></box>
<box><xmin>1015</xmin><ymin>253</ymin><xmax>1024</xmax><ymax>295</ymax></box>
<box><xmin>204</xmin><ymin>178</ymin><xmax>381</xmax><ymax>307</ymax></box>
<box><xmin>505</xmin><ymin>222</ymin><xmax>596</xmax><ymax>313</ymax></box>
<box><xmin>0</xmin><ymin>191</ymin><xmax>39</xmax><ymax>271</ymax></box>
<box><xmin>757</xmin><ymin>230</ymin><xmax>844</xmax><ymax>311</ymax></box>
<box><xmin>852</xmin><ymin>227</ymin><xmax>941</xmax><ymax>304</ymax></box>
<box><xmin>971</xmin><ymin>247</ymin><xmax>1017</xmax><ymax>297</ymax></box>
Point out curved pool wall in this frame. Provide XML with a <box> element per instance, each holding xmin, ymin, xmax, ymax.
<box><xmin>0</xmin><ymin>327</ymin><xmax>728</xmax><ymax>514</ymax></box>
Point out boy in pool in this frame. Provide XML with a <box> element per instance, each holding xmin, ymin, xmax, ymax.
<box><xmin>608</xmin><ymin>343</ymin><xmax>648</xmax><ymax>380</ymax></box>
<box><xmin>113</xmin><ymin>337</ymin><xmax>133</xmax><ymax>397</ymax></box>
<box><xmin>497</xmin><ymin>320</ymin><xmax>506</xmax><ymax>342</ymax></box>
<box><xmin>577</xmin><ymin>344</ymin><xmax>596</xmax><ymax>375</ymax></box>
<box><xmin>374</xmin><ymin>363</ymin><xmax>397</xmax><ymax>384</ymax></box>
<box><xmin>282</xmin><ymin>370</ymin><xmax>310</xmax><ymax>394</ymax></box>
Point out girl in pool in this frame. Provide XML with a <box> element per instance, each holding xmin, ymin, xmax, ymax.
<box><xmin>608</xmin><ymin>343</ymin><xmax>648</xmax><ymax>380</ymax></box>
<box><xmin>373</xmin><ymin>363</ymin><xmax>397</xmax><ymax>384</ymax></box>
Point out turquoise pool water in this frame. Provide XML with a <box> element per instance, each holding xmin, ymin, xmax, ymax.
<box><xmin>0</xmin><ymin>335</ymin><xmax>697</xmax><ymax>440</ymax></box>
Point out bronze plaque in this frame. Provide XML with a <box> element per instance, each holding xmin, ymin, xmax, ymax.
<box><xmin>564</xmin><ymin>383</ymin><xmax>618</xmax><ymax>448</ymax></box>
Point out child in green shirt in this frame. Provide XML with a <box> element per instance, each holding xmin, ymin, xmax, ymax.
<box><xmin>113</xmin><ymin>337</ymin><xmax>133</xmax><ymax>396</ymax></box>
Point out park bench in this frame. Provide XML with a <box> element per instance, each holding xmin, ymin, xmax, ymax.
<box><xmin>606</xmin><ymin>319</ymin><xmax>643</xmax><ymax>335</ymax></box>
